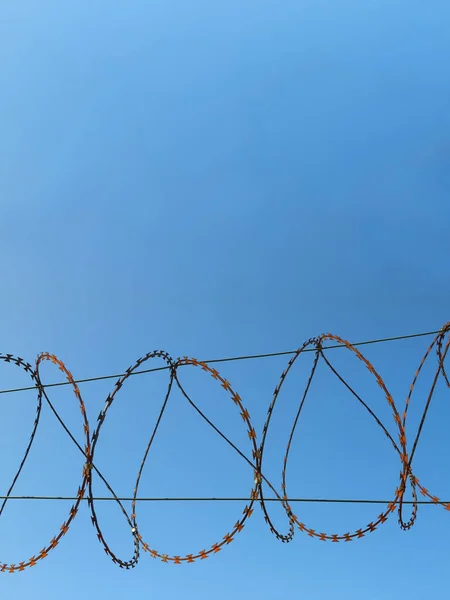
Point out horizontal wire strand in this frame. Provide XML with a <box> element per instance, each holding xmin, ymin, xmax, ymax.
<box><xmin>0</xmin><ymin>496</ymin><xmax>445</xmax><ymax>505</ymax></box>
<box><xmin>0</xmin><ymin>328</ymin><xmax>440</xmax><ymax>396</ymax></box>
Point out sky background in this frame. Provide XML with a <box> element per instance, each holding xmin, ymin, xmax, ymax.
<box><xmin>1</xmin><ymin>0</ymin><xmax>450</xmax><ymax>597</ymax></box>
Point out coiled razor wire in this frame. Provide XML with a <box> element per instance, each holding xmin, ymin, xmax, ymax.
<box><xmin>0</xmin><ymin>322</ymin><xmax>449</xmax><ymax>572</ymax></box>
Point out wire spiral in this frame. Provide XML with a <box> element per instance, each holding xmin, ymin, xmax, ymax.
<box><xmin>0</xmin><ymin>323</ymin><xmax>449</xmax><ymax>573</ymax></box>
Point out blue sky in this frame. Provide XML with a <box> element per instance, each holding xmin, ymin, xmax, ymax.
<box><xmin>1</xmin><ymin>0</ymin><xmax>450</xmax><ymax>597</ymax></box>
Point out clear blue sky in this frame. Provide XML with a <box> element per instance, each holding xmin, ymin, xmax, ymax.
<box><xmin>1</xmin><ymin>0</ymin><xmax>450</xmax><ymax>597</ymax></box>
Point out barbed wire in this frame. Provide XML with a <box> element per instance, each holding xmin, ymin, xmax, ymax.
<box><xmin>0</xmin><ymin>323</ymin><xmax>448</xmax><ymax>573</ymax></box>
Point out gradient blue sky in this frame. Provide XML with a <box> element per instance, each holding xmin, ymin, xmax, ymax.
<box><xmin>1</xmin><ymin>0</ymin><xmax>450</xmax><ymax>597</ymax></box>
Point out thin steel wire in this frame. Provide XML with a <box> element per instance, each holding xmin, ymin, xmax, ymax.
<box><xmin>0</xmin><ymin>496</ymin><xmax>446</xmax><ymax>505</ymax></box>
<box><xmin>0</xmin><ymin>328</ymin><xmax>440</xmax><ymax>396</ymax></box>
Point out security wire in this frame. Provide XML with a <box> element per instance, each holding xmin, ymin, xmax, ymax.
<box><xmin>0</xmin><ymin>323</ymin><xmax>448</xmax><ymax>572</ymax></box>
